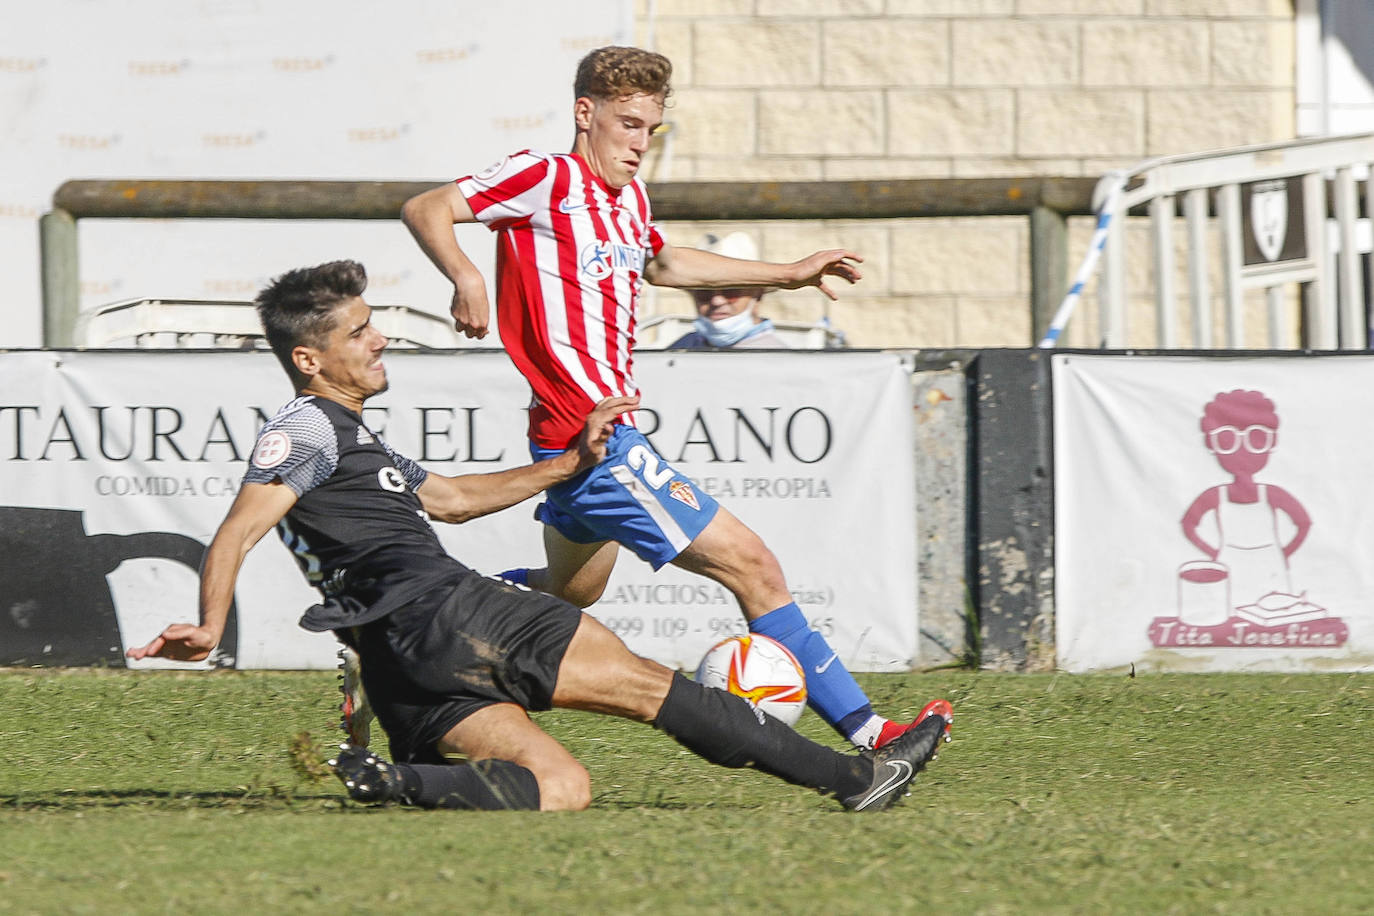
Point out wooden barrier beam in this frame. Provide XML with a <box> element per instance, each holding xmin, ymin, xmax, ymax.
<box><xmin>53</xmin><ymin>177</ymin><xmax>1101</xmax><ymax>221</ymax></box>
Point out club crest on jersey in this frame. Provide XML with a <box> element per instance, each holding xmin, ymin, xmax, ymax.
<box><xmin>580</xmin><ymin>239</ymin><xmax>645</xmax><ymax>281</ymax></box>
<box><xmin>668</xmin><ymin>480</ymin><xmax>700</xmax><ymax>510</ymax></box>
<box><xmin>580</xmin><ymin>240</ymin><xmax>613</xmax><ymax>280</ymax></box>
<box><xmin>252</xmin><ymin>430</ymin><xmax>291</xmax><ymax>469</ymax></box>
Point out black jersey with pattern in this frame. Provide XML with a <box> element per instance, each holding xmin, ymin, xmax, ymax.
<box><xmin>243</xmin><ymin>395</ymin><xmax>470</xmax><ymax>631</ymax></box>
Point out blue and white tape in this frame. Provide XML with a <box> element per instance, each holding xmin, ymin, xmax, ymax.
<box><xmin>1037</xmin><ymin>171</ymin><xmax>1128</xmax><ymax>349</ymax></box>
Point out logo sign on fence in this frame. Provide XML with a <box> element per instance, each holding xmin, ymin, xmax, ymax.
<box><xmin>1242</xmin><ymin>177</ymin><xmax>1307</xmax><ymax>266</ymax></box>
<box><xmin>1053</xmin><ymin>354</ymin><xmax>1373</xmax><ymax>673</ymax></box>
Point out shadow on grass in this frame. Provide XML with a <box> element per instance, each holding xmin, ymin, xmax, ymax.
<box><xmin>1</xmin><ymin>788</ymin><xmax>344</xmax><ymax>811</ymax></box>
<box><xmin>592</xmin><ymin>797</ymin><xmax>693</xmax><ymax>810</ymax></box>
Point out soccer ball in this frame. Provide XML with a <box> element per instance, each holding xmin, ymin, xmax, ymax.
<box><xmin>694</xmin><ymin>634</ymin><xmax>807</xmax><ymax>727</ymax></box>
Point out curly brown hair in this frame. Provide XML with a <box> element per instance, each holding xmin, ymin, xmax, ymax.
<box><xmin>574</xmin><ymin>46</ymin><xmax>672</xmax><ymax>102</ymax></box>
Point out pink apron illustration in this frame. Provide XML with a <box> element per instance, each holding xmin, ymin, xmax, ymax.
<box><xmin>1149</xmin><ymin>390</ymin><xmax>1347</xmax><ymax>648</ymax></box>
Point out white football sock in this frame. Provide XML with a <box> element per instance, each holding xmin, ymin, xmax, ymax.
<box><xmin>847</xmin><ymin>714</ymin><xmax>887</xmax><ymax>750</ymax></box>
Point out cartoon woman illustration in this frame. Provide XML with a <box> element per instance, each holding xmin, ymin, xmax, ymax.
<box><xmin>1179</xmin><ymin>390</ymin><xmax>1311</xmax><ymax>611</ymax></box>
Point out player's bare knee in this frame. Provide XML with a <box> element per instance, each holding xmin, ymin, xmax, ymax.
<box><xmin>534</xmin><ymin>762</ymin><xmax>591</xmax><ymax>811</ymax></box>
<box><xmin>560</xmin><ymin>579</ymin><xmax>607</xmax><ymax>608</ymax></box>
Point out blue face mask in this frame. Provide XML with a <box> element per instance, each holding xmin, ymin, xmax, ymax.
<box><xmin>694</xmin><ymin>311</ymin><xmax>759</xmax><ymax>347</ymax></box>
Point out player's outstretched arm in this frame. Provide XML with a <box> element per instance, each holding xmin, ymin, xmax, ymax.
<box><xmin>125</xmin><ymin>481</ymin><xmax>297</xmax><ymax>663</ymax></box>
<box><xmin>777</xmin><ymin>248</ymin><xmax>864</xmax><ymax>300</ymax></box>
<box><xmin>417</xmin><ymin>394</ymin><xmax>639</xmax><ymax>525</ymax></box>
<box><xmin>644</xmin><ymin>244</ymin><xmax>863</xmax><ymax>301</ymax></box>
<box><xmin>400</xmin><ymin>182</ymin><xmax>492</xmax><ymax>340</ymax></box>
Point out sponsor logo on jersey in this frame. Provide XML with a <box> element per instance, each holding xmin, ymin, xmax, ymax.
<box><xmin>252</xmin><ymin>430</ymin><xmax>291</xmax><ymax>469</ymax></box>
<box><xmin>355</xmin><ymin>427</ymin><xmax>374</xmax><ymax>445</ymax></box>
<box><xmin>558</xmin><ymin>198</ymin><xmax>588</xmax><ymax>213</ymax></box>
<box><xmin>610</xmin><ymin>242</ymin><xmax>645</xmax><ymax>272</ymax></box>
<box><xmin>668</xmin><ymin>480</ymin><xmax>700</xmax><ymax>510</ymax></box>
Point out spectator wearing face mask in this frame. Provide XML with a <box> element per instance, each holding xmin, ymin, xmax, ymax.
<box><xmin>668</xmin><ymin>232</ymin><xmax>787</xmax><ymax>349</ymax></box>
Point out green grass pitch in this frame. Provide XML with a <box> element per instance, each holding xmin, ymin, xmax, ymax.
<box><xmin>1</xmin><ymin>668</ymin><xmax>1370</xmax><ymax>913</ymax></box>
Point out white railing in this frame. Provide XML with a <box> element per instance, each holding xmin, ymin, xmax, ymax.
<box><xmin>74</xmin><ymin>299</ymin><xmax>465</xmax><ymax>350</ymax></box>
<box><xmin>1056</xmin><ymin>133</ymin><xmax>1374</xmax><ymax>350</ymax></box>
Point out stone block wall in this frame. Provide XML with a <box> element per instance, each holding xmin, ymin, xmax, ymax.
<box><xmin>632</xmin><ymin>0</ymin><xmax>1296</xmax><ymax>348</ymax></box>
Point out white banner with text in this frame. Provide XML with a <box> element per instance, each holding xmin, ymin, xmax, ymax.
<box><xmin>1054</xmin><ymin>354</ymin><xmax>1374</xmax><ymax>673</ymax></box>
<box><xmin>0</xmin><ymin>1</ymin><xmax>633</xmax><ymax>347</ymax></box>
<box><xmin>0</xmin><ymin>349</ymin><xmax>917</xmax><ymax>672</ymax></box>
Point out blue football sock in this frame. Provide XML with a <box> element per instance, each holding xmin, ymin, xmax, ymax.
<box><xmin>748</xmin><ymin>603</ymin><xmax>874</xmax><ymax>739</ymax></box>
<box><xmin>497</xmin><ymin>568</ymin><xmax>529</xmax><ymax>586</ymax></box>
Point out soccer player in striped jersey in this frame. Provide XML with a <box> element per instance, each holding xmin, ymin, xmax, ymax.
<box><xmin>401</xmin><ymin>46</ymin><xmax>949</xmax><ymax>751</ymax></box>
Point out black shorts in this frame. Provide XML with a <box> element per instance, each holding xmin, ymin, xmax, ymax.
<box><xmin>344</xmin><ymin>573</ymin><xmax>582</xmax><ymax>765</ymax></box>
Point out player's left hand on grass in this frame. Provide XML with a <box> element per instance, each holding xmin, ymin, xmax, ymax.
<box><xmin>574</xmin><ymin>394</ymin><xmax>640</xmax><ymax>469</ymax></box>
<box><xmin>783</xmin><ymin>249</ymin><xmax>864</xmax><ymax>300</ymax></box>
<box><xmin>125</xmin><ymin>623</ymin><xmax>218</xmax><ymax>662</ymax></box>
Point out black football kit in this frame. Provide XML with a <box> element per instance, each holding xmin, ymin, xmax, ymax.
<box><xmin>244</xmin><ymin>395</ymin><xmax>580</xmax><ymax>763</ymax></box>
<box><xmin>246</xmin><ymin>394</ymin><xmax>892</xmax><ymax>809</ymax></box>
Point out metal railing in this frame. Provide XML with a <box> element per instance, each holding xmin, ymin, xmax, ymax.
<box><xmin>39</xmin><ymin>177</ymin><xmax>1099</xmax><ymax>347</ymax></box>
<box><xmin>1094</xmin><ymin>133</ymin><xmax>1374</xmax><ymax>350</ymax></box>
<box><xmin>73</xmin><ymin>298</ymin><xmax>463</xmax><ymax>350</ymax></box>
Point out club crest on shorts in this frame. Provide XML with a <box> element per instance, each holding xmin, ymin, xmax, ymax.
<box><xmin>668</xmin><ymin>480</ymin><xmax>700</xmax><ymax>510</ymax></box>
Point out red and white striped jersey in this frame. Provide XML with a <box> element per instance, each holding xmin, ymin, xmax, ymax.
<box><xmin>457</xmin><ymin>150</ymin><xmax>666</xmax><ymax>449</ymax></box>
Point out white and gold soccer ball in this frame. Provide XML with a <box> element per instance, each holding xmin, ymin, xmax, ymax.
<box><xmin>694</xmin><ymin>634</ymin><xmax>808</xmax><ymax>727</ymax></box>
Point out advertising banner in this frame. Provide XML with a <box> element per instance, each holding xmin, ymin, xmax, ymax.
<box><xmin>1054</xmin><ymin>354</ymin><xmax>1374</xmax><ymax>672</ymax></box>
<box><xmin>0</xmin><ymin>349</ymin><xmax>917</xmax><ymax>672</ymax></box>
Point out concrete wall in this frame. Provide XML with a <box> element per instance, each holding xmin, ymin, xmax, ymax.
<box><xmin>632</xmin><ymin>1</ymin><xmax>1297</xmax><ymax>349</ymax></box>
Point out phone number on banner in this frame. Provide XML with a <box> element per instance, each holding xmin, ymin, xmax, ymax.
<box><xmin>597</xmin><ymin>615</ymin><xmax>836</xmax><ymax>641</ymax></box>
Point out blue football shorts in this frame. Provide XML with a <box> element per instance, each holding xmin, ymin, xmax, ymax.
<box><xmin>531</xmin><ymin>424</ymin><xmax>720</xmax><ymax>569</ymax></box>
